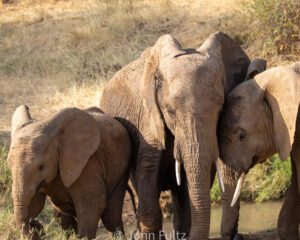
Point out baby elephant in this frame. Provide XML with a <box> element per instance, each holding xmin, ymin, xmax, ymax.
<box><xmin>8</xmin><ymin>105</ymin><xmax>131</xmax><ymax>239</ymax></box>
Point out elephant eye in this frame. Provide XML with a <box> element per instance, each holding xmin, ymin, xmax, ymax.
<box><xmin>239</xmin><ymin>132</ymin><xmax>246</xmax><ymax>141</ymax></box>
<box><xmin>38</xmin><ymin>165</ymin><xmax>44</xmax><ymax>171</ymax></box>
<box><xmin>165</xmin><ymin>104</ymin><xmax>175</xmax><ymax>118</ymax></box>
<box><xmin>167</xmin><ymin>108</ymin><xmax>175</xmax><ymax>118</ymax></box>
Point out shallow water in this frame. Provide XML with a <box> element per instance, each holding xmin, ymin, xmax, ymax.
<box><xmin>210</xmin><ymin>201</ymin><xmax>282</xmax><ymax>237</ymax></box>
<box><xmin>97</xmin><ymin>201</ymin><xmax>282</xmax><ymax>239</ymax></box>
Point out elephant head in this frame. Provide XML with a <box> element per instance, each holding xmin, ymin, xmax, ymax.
<box><xmin>139</xmin><ymin>32</ymin><xmax>251</xmax><ymax>238</ymax></box>
<box><xmin>8</xmin><ymin>106</ymin><xmax>100</xmax><ymax>236</ymax></box>
<box><xmin>219</xmin><ymin>62</ymin><xmax>300</xmax><ymax>207</ymax></box>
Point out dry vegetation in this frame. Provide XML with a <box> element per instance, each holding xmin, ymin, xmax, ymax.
<box><xmin>0</xmin><ymin>0</ymin><xmax>246</xmax><ymax>132</ymax></box>
<box><xmin>0</xmin><ymin>0</ymin><xmax>299</xmax><ymax>239</ymax></box>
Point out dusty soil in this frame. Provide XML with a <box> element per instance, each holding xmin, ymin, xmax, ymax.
<box><xmin>122</xmin><ymin>192</ymin><xmax>137</xmax><ymax>227</ymax></box>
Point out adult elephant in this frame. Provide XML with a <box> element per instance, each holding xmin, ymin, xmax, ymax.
<box><xmin>100</xmin><ymin>32</ymin><xmax>250</xmax><ymax>239</ymax></box>
<box><xmin>218</xmin><ymin>62</ymin><xmax>300</xmax><ymax>240</ymax></box>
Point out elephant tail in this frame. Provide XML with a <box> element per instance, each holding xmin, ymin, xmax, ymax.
<box><xmin>126</xmin><ymin>184</ymin><xmax>137</xmax><ymax>214</ymax></box>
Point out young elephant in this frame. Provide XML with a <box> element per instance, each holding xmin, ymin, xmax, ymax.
<box><xmin>8</xmin><ymin>105</ymin><xmax>131</xmax><ymax>239</ymax></box>
<box><xmin>218</xmin><ymin>62</ymin><xmax>300</xmax><ymax>239</ymax></box>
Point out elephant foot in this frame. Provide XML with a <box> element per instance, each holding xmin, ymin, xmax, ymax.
<box><xmin>131</xmin><ymin>229</ymin><xmax>166</xmax><ymax>240</ymax></box>
<box><xmin>29</xmin><ymin>219</ymin><xmax>45</xmax><ymax>240</ymax></box>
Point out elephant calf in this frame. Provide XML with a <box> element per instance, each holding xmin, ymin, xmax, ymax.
<box><xmin>8</xmin><ymin>105</ymin><xmax>131</xmax><ymax>239</ymax></box>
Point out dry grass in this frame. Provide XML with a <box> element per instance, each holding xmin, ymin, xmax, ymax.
<box><xmin>0</xmin><ymin>0</ymin><xmax>247</xmax><ymax>134</ymax></box>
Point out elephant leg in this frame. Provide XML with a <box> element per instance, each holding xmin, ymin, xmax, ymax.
<box><xmin>28</xmin><ymin>192</ymin><xmax>46</xmax><ymax>239</ymax></box>
<box><xmin>28</xmin><ymin>191</ymin><xmax>46</xmax><ymax>220</ymax></box>
<box><xmin>220</xmin><ymin>186</ymin><xmax>240</xmax><ymax>240</ymax></box>
<box><xmin>102</xmin><ymin>177</ymin><xmax>127</xmax><ymax>239</ymax></box>
<box><xmin>69</xmin><ymin>187</ymin><xmax>105</xmax><ymax>239</ymax></box>
<box><xmin>171</xmin><ymin>178</ymin><xmax>191</xmax><ymax>240</ymax></box>
<box><xmin>53</xmin><ymin>208</ymin><xmax>77</xmax><ymax>232</ymax></box>
<box><xmin>74</xmin><ymin>202</ymin><xmax>103</xmax><ymax>239</ymax></box>
<box><xmin>219</xmin><ymin>162</ymin><xmax>241</xmax><ymax>240</ymax></box>
<box><xmin>134</xmin><ymin>145</ymin><xmax>164</xmax><ymax>240</ymax></box>
<box><xmin>278</xmin><ymin>159</ymin><xmax>300</xmax><ymax>240</ymax></box>
<box><xmin>68</xmin><ymin>159</ymin><xmax>107</xmax><ymax>239</ymax></box>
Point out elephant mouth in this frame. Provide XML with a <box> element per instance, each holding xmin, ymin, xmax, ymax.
<box><xmin>37</xmin><ymin>180</ymin><xmax>47</xmax><ymax>192</ymax></box>
<box><xmin>248</xmin><ymin>155</ymin><xmax>259</xmax><ymax>170</ymax></box>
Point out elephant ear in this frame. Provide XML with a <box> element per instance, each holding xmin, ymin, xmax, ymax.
<box><xmin>245</xmin><ymin>58</ymin><xmax>267</xmax><ymax>80</ymax></box>
<box><xmin>141</xmin><ymin>34</ymin><xmax>184</xmax><ymax>150</ymax></box>
<box><xmin>199</xmin><ymin>32</ymin><xmax>250</xmax><ymax>94</ymax></box>
<box><xmin>257</xmin><ymin>64</ymin><xmax>300</xmax><ymax>160</ymax></box>
<box><xmin>9</xmin><ymin>105</ymin><xmax>33</xmax><ymax>167</ymax></box>
<box><xmin>44</xmin><ymin>108</ymin><xmax>100</xmax><ymax>187</ymax></box>
<box><xmin>11</xmin><ymin>105</ymin><xmax>33</xmax><ymax>135</ymax></box>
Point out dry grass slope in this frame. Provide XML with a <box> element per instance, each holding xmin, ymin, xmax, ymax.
<box><xmin>0</xmin><ymin>0</ymin><xmax>246</xmax><ymax>132</ymax></box>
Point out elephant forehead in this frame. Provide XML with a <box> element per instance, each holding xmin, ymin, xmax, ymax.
<box><xmin>16</xmin><ymin>122</ymin><xmax>45</xmax><ymax>137</ymax></box>
<box><xmin>12</xmin><ymin>130</ymin><xmax>50</xmax><ymax>155</ymax></box>
<box><xmin>160</xmin><ymin>54</ymin><xmax>205</xmax><ymax>82</ymax></box>
<box><xmin>226</xmin><ymin>98</ymin><xmax>265</xmax><ymax>132</ymax></box>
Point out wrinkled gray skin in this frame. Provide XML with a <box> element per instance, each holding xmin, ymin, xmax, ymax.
<box><xmin>100</xmin><ymin>32</ymin><xmax>252</xmax><ymax>239</ymax></box>
<box><xmin>8</xmin><ymin>105</ymin><xmax>131</xmax><ymax>239</ymax></box>
<box><xmin>219</xmin><ymin>62</ymin><xmax>300</xmax><ymax>240</ymax></box>
<box><xmin>219</xmin><ymin>58</ymin><xmax>267</xmax><ymax>240</ymax></box>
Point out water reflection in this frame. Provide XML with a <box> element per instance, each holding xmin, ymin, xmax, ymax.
<box><xmin>210</xmin><ymin>201</ymin><xmax>282</xmax><ymax>237</ymax></box>
<box><xmin>97</xmin><ymin>201</ymin><xmax>282</xmax><ymax>239</ymax></box>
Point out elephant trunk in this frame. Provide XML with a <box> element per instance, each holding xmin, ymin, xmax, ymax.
<box><xmin>14</xmin><ymin>202</ymin><xmax>30</xmax><ymax>235</ymax></box>
<box><xmin>184</xmin><ymin>158</ymin><xmax>211</xmax><ymax>239</ymax></box>
<box><xmin>12</xmin><ymin>169</ymin><xmax>33</xmax><ymax>236</ymax></box>
<box><xmin>219</xmin><ymin>160</ymin><xmax>241</xmax><ymax>240</ymax></box>
<box><xmin>177</xmin><ymin>120</ymin><xmax>216</xmax><ymax>239</ymax></box>
<box><xmin>13</xmin><ymin>189</ymin><xmax>30</xmax><ymax>235</ymax></box>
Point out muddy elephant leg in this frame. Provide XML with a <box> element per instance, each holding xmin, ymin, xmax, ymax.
<box><xmin>134</xmin><ymin>145</ymin><xmax>164</xmax><ymax>240</ymax></box>
<box><xmin>102</xmin><ymin>177</ymin><xmax>127</xmax><ymax>239</ymax></box>
<box><xmin>171</xmin><ymin>177</ymin><xmax>191</xmax><ymax>240</ymax></box>
<box><xmin>278</xmin><ymin>159</ymin><xmax>300</xmax><ymax>240</ymax></box>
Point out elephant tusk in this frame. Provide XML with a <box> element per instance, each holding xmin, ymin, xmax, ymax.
<box><xmin>215</xmin><ymin>161</ymin><xmax>225</xmax><ymax>193</ymax></box>
<box><xmin>231</xmin><ymin>172</ymin><xmax>245</xmax><ymax>207</ymax></box>
<box><xmin>175</xmin><ymin>160</ymin><xmax>181</xmax><ymax>186</ymax></box>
